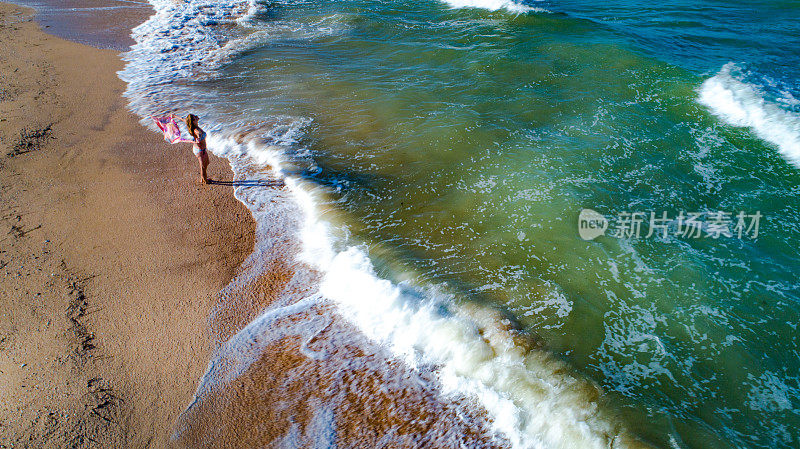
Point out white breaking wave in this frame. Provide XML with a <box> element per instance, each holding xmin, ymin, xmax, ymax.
<box><xmin>199</xmin><ymin>129</ymin><xmax>647</xmax><ymax>448</ymax></box>
<box><xmin>698</xmin><ymin>62</ymin><xmax>800</xmax><ymax>169</ymax></box>
<box><xmin>440</xmin><ymin>0</ymin><xmax>546</xmax><ymax>13</ymax></box>
<box><xmin>120</xmin><ymin>0</ymin><xmax>644</xmax><ymax>447</ymax></box>
<box><xmin>212</xmin><ymin>135</ymin><xmax>646</xmax><ymax>448</ymax></box>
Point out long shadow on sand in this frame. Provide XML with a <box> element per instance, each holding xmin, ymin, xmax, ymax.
<box><xmin>208</xmin><ymin>179</ymin><xmax>284</xmax><ymax>188</ymax></box>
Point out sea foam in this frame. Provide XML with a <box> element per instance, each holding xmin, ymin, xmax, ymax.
<box><xmin>440</xmin><ymin>0</ymin><xmax>546</xmax><ymax>13</ymax></box>
<box><xmin>213</xmin><ymin>135</ymin><xmax>645</xmax><ymax>447</ymax></box>
<box><xmin>120</xmin><ymin>0</ymin><xmax>643</xmax><ymax>447</ymax></box>
<box><xmin>698</xmin><ymin>63</ymin><xmax>800</xmax><ymax>169</ymax></box>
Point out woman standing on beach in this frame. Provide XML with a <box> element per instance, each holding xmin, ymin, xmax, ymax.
<box><xmin>185</xmin><ymin>113</ymin><xmax>210</xmax><ymax>184</ymax></box>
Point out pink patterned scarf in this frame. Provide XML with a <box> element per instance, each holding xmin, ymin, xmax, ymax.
<box><xmin>153</xmin><ymin>116</ymin><xmax>195</xmax><ymax>144</ymax></box>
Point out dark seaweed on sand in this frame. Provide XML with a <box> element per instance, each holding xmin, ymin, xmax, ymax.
<box><xmin>10</xmin><ymin>124</ymin><xmax>53</xmax><ymax>157</ymax></box>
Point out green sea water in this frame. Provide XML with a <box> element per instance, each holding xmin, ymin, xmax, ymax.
<box><xmin>133</xmin><ymin>0</ymin><xmax>800</xmax><ymax>447</ymax></box>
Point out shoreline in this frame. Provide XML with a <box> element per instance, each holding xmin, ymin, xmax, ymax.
<box><xmin>0</xmin><ymin>3</ymin><xmax>511</xmax><ymax>447</ymax></box>
<box><xmin>0</xmin><ymin>3</ymin><xmax>256</xmax><ymax>445</ymax></box>
<box><xmin>3</xmin><ymin>0</ymin><xmax>793</xmax><ymax>446</ymax></box>
<box><xmin>0</xmin><ymin>1</ymin><xmax>655</xmax><ymax>447</ymax></box>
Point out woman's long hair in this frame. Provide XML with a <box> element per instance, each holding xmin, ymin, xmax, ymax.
<box><xmin>185</xmin><ymin>114</ymin><xmax>200</xmax><ymax>140</ymax></box>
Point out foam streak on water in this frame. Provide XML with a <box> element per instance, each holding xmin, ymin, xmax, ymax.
<box><xmin>698</xmin><ymin>62</ymin><xmax>800</xmax><ymax>169</ymax></box>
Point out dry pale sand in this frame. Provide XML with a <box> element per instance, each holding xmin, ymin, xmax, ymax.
<box><xmin>0</xmin><ymin>3</ymin><xmax>255</xmax><ymax>446</ymax></box>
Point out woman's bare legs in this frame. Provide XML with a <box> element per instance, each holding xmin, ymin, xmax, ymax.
<box><xmin>197</xmin><ymin>151</ymin><xmax>210</xmax><ymax>184</ymax></box>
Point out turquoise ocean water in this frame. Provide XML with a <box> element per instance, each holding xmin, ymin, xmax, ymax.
<box><xmin>121</xmin><ymin>0</ymin><xmax>800</xmax><ymax>447</ymax></box>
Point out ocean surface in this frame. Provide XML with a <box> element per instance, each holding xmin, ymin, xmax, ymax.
<box><xmin>119</xmin><ymin>0</ymin><xmax>800</xmax><ymax>447</ymax></box>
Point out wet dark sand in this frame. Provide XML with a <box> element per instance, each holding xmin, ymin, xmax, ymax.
<box><xmin>8</xmin><ymin>0</ymin><xmax>152</xmax><ymax>50</ymax></box>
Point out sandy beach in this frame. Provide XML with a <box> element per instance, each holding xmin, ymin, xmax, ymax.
<box><xmin>0</xmin><ymin>3</ymin><xmax>255</xmax><ymax>445</ymax></box>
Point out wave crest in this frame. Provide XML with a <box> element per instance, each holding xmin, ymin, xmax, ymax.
<box><xmin>698</xmin><ymin>62</ymin><xmax>800</xmax><ymax>169</ymax></box>
<box><xmin>440</xmin><ymin>0</ymin><xmax>547</xmax><ymax>14</ymax></box>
